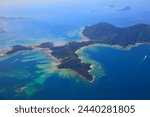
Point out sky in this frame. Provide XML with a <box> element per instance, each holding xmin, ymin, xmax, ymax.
<box><xmin>0</xmin><ymin>0</ymin><xmax>150</xmax><ymax>26</ymax></box>
<box><xmin>0</xmin><ymin>0</ymin><xmax>81</xmax><ymax>7</ymax></box>
<box><xmin>0</xmin><ymin>0</ymin><xmax>149</xmax><ymax>10</ymax></box>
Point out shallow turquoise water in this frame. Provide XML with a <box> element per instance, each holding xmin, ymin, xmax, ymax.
<box><xmin>0</xmin><ymin>44</ymin><xmax>150</xmax><ymax>100</ymax></box>
<box><xmin>0</xmin><ymin>19</ymin><xmax>84</xmax><ymax>48</ymax></box>
<box><xmin>0</xmin><ymin>0</ymin><xmax>150</xmax><ymax>99</ymax></box>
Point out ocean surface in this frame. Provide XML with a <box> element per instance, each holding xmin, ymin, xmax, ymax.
<box><xmin>0</xmin><ymin>44</ymin><xmax>150</xmax><ymax>100</ymax></box>
<box><xmin>0</xmin><ymin>19</ymin><xmax>84</xmax><ymax>48</ymax></box>
<box><xmin>0</xmin><ymin>0</ymin><xmax>150</xmax><ymax>99</ymax></box>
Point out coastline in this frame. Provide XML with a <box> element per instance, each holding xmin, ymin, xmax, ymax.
<box><xmin>0</xmin><ymin>47</ymin><xmax>12</xmax><ymax>57</ymax></box>
<box><xmin>75</xmin><ymin>45</ymin><xmax>105</xmax><ymax>83</ymax></box>
<box><xmin>74</xmin><ymin>37</ymin><xmax>150</xmax><ymax>82</ymax></box>
<box><xmin>75</xmin><ymin>27</ymin><xmax>90</xmax><ymax>43</ymax></box>
<box><xmin>81</xmin><ymin>24</ymin><xmax>150</xmax><ymax>51</ymax></box>
<box><xmin>43</xmin><ymin>49</ymin><xmax>61</xmax><ymax>65</ymax></box>
<box><xmin>0</xmin><ymin>31</ymin><xmax>150</xmax><ymax>83</ymax></box>
<box><xmin>37</xmin><ymin>48</ymin><xmax>90</xmax><ymax>82</ymax></box>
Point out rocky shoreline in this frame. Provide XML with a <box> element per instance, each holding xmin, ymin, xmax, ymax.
<box><xmin>1</xmin><ymin>22</ymin><xmax>150</xmax><ymax>82</ymax></box>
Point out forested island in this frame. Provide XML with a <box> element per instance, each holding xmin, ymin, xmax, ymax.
<box><xmin>83</xmin><ymin>22</ymin><xmax>150</xmax><ymax>47</ymax></box>
<box><xmin>4</xmin><ymin>22</ymin><xmax>150</xmax><ymax>82</ymax></box>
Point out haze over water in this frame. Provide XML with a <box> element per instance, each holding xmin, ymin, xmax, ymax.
<box><xmin>0</xmin><ymin>0</ymin><xmax>150</xmax><ymax>47</ymax></box>
<box><xmin>0</xmin><ymin>0</ymin><xmax>150</xmax><ymax>99</ymax></box>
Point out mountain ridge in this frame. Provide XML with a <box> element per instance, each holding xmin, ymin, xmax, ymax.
<box><xmin>83</xmin><ymin>22</ymin><xmax>150</xmax><ymax>47</ymax></box>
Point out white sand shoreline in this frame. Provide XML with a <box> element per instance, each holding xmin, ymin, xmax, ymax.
<box><xmin>0</xmin><ymin>38</ymin><xmax>150</xmax><ymax>83</ymax></box>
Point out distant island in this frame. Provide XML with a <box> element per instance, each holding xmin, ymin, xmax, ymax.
<box><xmin>0</xmin><ymin>16</ymin><xmax>27</xmax><ymax>33</ymax></box>
<box><xmin>83</xmin><ymin>22</ymin><xmax>150</xmax><ymax>47</ymax></box>
<box><xmin>2</xmin><ymin>22</ymin><xmax>150</xmax><ymax>82</ymax></box>
<box><xmin>0</xmin><ymin>16</ymin><xmax>26</xmax><ymax>22</ymax></box>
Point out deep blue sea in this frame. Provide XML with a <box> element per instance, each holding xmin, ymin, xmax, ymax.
<box><xmin>32</xmin><ymin>45</ymin><xmax>150</xmax><ymax>100</ymax></box>
<box><xmin>0</xmin><ymin>0</ymin><xmax>150</xmax><ymax>99</ymax></box>
<box><xmin>0</xmin><ymin>44</ymin><xmax>150</xmax><ymax>100</ymax></box>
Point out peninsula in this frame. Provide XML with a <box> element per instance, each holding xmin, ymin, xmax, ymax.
<box><xmin>4</xmin><ymin>22</ymin><xmax>150</xmax><ymax>82</ymax></box>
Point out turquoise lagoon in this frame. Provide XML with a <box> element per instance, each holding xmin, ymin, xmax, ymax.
<box><xmin>0</xmin><ymin>44</ymin><xmax>150</xmax><ymax>99</ymax></box>
<box><xmin>0</xmin><ymin>0</ymin><xmax>150</xmax><ymax>99</ymax></box>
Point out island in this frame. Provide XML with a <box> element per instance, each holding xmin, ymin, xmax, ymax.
<box><xmin>4</xmin><ymin>22</ymin><xmax>150</xmax><ymax>82</ymax></box>
<box><xmin>0</xmin><ymin>16</ymin><xmax>26</xmax><ymax>22</ymax></box>
<box><xmin>0</xmin><ymin>16</ymin><xmax>26</xmax><ymax>33</ymax></box>
<box><xmin>82</xmin><ymin>22</ymin><xmax>150</xmax><ymax>47</ymax></box>
<box><xmin>6</xmin><ymin>45</ymin><xmax>33</xmax><ymax>54</ymax></box>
